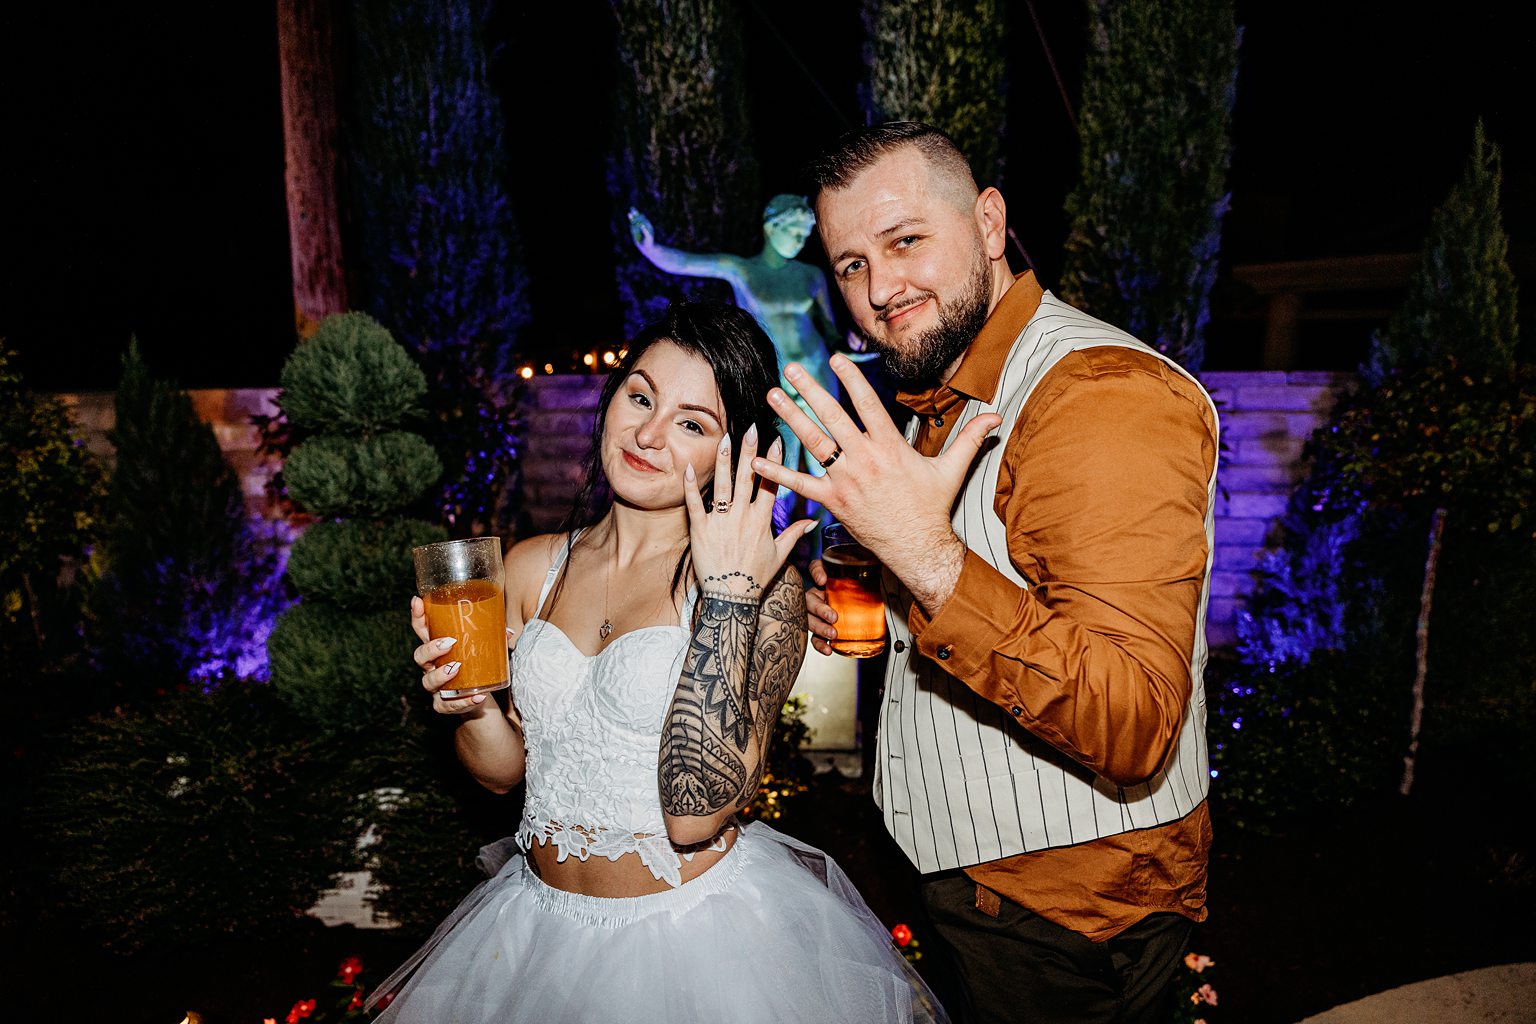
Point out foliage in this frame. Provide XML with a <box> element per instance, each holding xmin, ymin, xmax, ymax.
<box><xmin>343</xmin><ymin>0</ymin><xmax>529</xmax><ymax>537</ymax></box>
<box><xmin>268</xmin><ymin>955</ymin><xmax>373</xmax><ymax>1023</ymax></box>
<box><xmin>1312</xmin><ymin>357</ymin><xmax>1534</xmax><ymax>535</ymax></box>
<box><xmin>26</xmin><ymin>682</ymin><xmax>364</xmax><ymax>954</ymax></box>
<box><xmin>87</xmin><ymin>339</ymin><xmax>288</xmax><ymax>696</ymax></box>
<box><xmin>1060</xmin><ymin>0</ymin><xmax>1240</xmax><ymax>373</ymax></box>
<box><xmin>1208</xmin><ymin>646</ymin><xmax>1405</xmax><ymax>834</ymax></box>
<box><xmin>268</xmin><ymin>312</ymin><xmax>443</xmax><ymax>735</ymax></box>
<box><xmin>742</xmin><ymin>693</ymin><xmax>816</xmax><ymax>822</ymax></box>
<box><xmin>267</xmin><ymin>310</ymin><xmax>477</xmax><ymax>921</ymax></box>
<box><xmin>1171</xmin><ymin>951</ymin><xmax>1220</xmax><ymax>1023</ymax></box>
<box><xmin>360</xmin><ymin>719</ymin><xmax>513</xmax><ymax>934</ymax></box>
<box><xmin>859</xmin><ymin>0</ymin><xmax>1008</xmax><ymax>187</ymax></box>
<box><xmin>285</xmin><ymin>518</ymin><xmax>445</xmax><ymax>610</ymax></box>
<box><xmin>1222</xmin><ymin>119</ymin><xmax>1533</xmax><ymax>823</ymax></box>
<box><xmin>608</xmin><ymin>0</ymin><xmax>761</xmax><ymax>334</ymax></box>
<box><xmin>0</xmin><ymin>346</ymin><xmax>104</xmax><ymax>672</ymax></box>
<box><xmin>1365</xmin><ymin>121</ymin><xmax>1520</xmax><ymax>384</ymax></box>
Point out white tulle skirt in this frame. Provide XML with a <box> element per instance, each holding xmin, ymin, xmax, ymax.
<box><xmin>367</xmin><ymin>820</ymin><xmax>949</xmax><ymax>1023</ymax></box>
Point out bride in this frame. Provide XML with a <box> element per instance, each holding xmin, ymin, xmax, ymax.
<box><xmin>370</xmin><ymin>302</ymin><xmax>948</xmax><ymax>1023</ymax></box>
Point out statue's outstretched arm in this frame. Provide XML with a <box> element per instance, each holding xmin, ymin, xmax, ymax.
<box><xmin>627</xmin><ymin>207</ymin><xmax>736</xmax><ymax>282</ymax></box>
<box><xmin>810</xmin><ymin>270</ymin><xmax>878</xmax><ymax>362</ymax></box>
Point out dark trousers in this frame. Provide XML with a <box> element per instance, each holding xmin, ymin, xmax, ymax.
<box><xmin>920</xmin><ymin>872</ymin><xmax>1191</xmax><ymax>1024</ymax></box>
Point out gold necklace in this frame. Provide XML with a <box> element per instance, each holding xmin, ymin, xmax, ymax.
<box><xmin>599</xmin><ymin>550</ymin><xmax>613</xmax><ymax>641</ymax></box>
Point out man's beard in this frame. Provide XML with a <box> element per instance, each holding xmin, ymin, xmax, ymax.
<box><xmin>854</xmin><ymin>250</ymin><xmax>992</xmax><ymax>386</ymax></box>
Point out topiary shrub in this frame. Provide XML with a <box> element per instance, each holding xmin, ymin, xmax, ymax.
<box><xmin>267</xmin><ymin>312</ymin><xmax>446</xmax><ymax>733</ymax></box>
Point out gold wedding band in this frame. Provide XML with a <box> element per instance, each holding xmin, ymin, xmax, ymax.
<box><xmin>819</xmin><ymin>445</ymin><xmax>844</xmax><ymax>470</ymax></box>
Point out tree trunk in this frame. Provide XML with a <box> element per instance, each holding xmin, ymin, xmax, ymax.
<box><xmin>276</xmin><ymin>0</ymin><xmax>348</xmax><ymax>338</ymax></box>
<box><xmin>1400</xmin><ymin>506</ymin><xmax>1448</xmax><ymax>796</ymax></box>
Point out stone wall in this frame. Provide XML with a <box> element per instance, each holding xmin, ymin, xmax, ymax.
<box><xmin>1200</xmin><ymin>371</ymin><xmax>1353</xmax><ymax>646</ymax></box>
<box><xmin>54</xmin><ymin>370</ymin><xmax>1354</xmax><ymax>648</ymax></box>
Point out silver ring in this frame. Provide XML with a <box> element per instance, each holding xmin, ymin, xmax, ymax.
<box><xmin>818</xmin><ymin>445</ymin><xmax>844</xmax><ymax>470</ymax></box>
<box><xmin>713</xmin><ymin>499</ymin><xmax>732</xmax><ymax>513</ymax></box>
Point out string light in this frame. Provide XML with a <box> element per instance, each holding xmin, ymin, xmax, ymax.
<box><xmin>518</xmin><ymin>365</ymin><xmax>534</xmax><ymax>380</ymax></box>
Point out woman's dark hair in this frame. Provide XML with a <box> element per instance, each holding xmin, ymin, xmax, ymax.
<box><xmin>551</xmin><ymin>301</ymin><xmax>783</xmax><ymax>606</ymax></box>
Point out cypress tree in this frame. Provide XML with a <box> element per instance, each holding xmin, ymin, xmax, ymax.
<box><xmin>1365</xmin><ymin>120</ymin><xmax>1520</xmax><ymax>384</ymax></box>
<box><xmin>343</xmin><ymin>0</ymin><xmax>530</xmax><ymax>537</ymax></box>
<box><xmin>88</xmin><ymin>340</ymin><xmax>287</xmax><ymax>699</ymax></box>
<box><xmin>1059</xmin><ymin>0</ymin><xmax>1239</xmax><ymax>373</ymax></box>
<box><xmin>859</xmin><ymin>0</ymin><xmax>1009</xmax><ymax>188</ymax></box>
<box><xmin>609</xmin><ymin>0</ymin><xmax>762</xmax><ymax>334</ymax></box>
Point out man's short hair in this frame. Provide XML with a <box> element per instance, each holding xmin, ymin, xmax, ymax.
<box><xmin>805</xmin><ymin>121</ymin><xmax>978</xmax><ymax>205</ymax></box>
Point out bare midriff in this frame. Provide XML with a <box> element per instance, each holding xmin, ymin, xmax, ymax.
<box><xmin>526</xmin><ymin>825</ymin><xmax>739</xmax><ymax>897</ymax></box>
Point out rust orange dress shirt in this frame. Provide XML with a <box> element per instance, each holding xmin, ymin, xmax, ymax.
<box><xmin>896</xmin><ymin>272</ymin><xmax>1216</xmax><ymax>942</ymax></box>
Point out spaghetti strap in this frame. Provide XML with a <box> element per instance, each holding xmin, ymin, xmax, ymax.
<box><xmin>532</xmin><ymin>529</ymin><xmax>583</xmax><ymax>621</ymax></box>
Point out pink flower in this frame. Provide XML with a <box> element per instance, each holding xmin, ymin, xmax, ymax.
<box><xmin>1195</xmin><ymin>983</ymin><xmax>1219</xmax><ymax>1006</ymax></box>
<box><xmin>1184</xmin><ymin>952</ymin><xmax>1215</xmax><ymax>973</ymax></box>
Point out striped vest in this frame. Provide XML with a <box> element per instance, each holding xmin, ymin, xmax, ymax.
<box><xmin>873</xmin><ymin>291</ymin><xmax>1219</xmax><ymax>873</ymax></box>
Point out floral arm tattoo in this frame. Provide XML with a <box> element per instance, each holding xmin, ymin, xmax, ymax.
<box><xmin>660</xmin><ymin>567</ymin><xmax>807</xmax><ymax>818</ymax></box>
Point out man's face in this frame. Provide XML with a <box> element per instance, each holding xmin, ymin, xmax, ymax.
<box><xmin>816</xmin><ymin>148</ymin><xmax>995</xmax><ymax>385</ymax></box>
<box><xmin>765</xmin><ymin>210</ymin><xmax>815</xmax><ymax>259</ymax></box>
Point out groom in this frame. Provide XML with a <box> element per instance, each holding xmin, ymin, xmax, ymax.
<box><xmin>754</xmin><ymin>121</ymin><xmax>1219</xmax><ymax>1023</ymax></box>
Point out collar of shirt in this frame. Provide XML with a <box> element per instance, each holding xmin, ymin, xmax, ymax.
<box><xmin>895</xmin><ymin>270</ymin><xmax>1044</xmax><ymax>451</ymax></box>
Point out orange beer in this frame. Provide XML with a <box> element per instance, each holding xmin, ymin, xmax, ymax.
<box><xmin>822</xmin><ymin>541</ymin><xmax>886</xmax><ymax>658</ymax></box>
<box><xmin>423</xmin><ymin>577</ymin><xmax>508</xmax><ymax>697</ymax></box>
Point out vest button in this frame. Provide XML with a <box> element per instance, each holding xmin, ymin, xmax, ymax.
<box><xmin>893</xmin><ymin>640</ymin><xmax>906</xmax><ymax>653</ymax></box>
<box><xmin>1009</xmin><ymin>705</ymin><xmax>1023</xmax><ymax>717</ymax></box>
<box><xmin>936</xmin><ymin>645</ymin><xmax>952</xmax><ymax>661</ymax></box>
<box><xmin>933</xmin><ymin>415</ymin><xmax>945</xmax><ymax>427</ymax></box>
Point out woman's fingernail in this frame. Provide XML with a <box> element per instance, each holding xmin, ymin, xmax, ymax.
<box><xmin>436</xmin><ymin>637</ymin><xmax>457</xmax><ymax>651</ymax></box>
<box><xmin>804</xmin><ymin>521</ymin><xmax>818</xmax><ymax>535</ymax></box>
<box><xmin>685</xmin><ymin>463</ymin><xmax>696</xmax><ymax>481</ymax></box>
<box><xmin>769</xmin><ymin>436</ymin><xmax>783</xmax><ymax>457</ymax></box>
<box><xmin>719</xmin><ymin>435</ymin><xmax>731</xmax><ymax>455</ymax></box>
<box><xmin>472</xmin><ymin>694</ymin><xmax>486</xmax><ymax>704</ymax></box>
<box><xmin>444</xmin><ymin>661</ymin><xmax>461</xmax><ymax>676</ymax></box>
<box><xmin>744</xmin><ymin>424</ymin><xmax>758</xmax><ymax>447</ymax></box>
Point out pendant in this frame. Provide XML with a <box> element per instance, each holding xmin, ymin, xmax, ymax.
<box><xmin>599</xmin><ymin>619</ymin><xmax>613</xmax><ymax>641</ymax></box>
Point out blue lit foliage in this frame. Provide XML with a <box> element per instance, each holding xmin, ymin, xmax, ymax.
<box><xmin>1212</xmin><ymin>123</ymin><xmax>1534</xmax><ymax>825</ymax></box>
<box><xmin>89</xmin><ymin>341</ymin><xmax>289</xmax><ymax>697</ymax></box>
<box><xmin>608</xmin><ymin>0</ymin><xmax>761</xmax><ymax>335</ymax></box>
<box><xmin>345</xmin><ymin>0</ymin><xmax>529</xmax><ymax>537</ymax></box>
<box><xmin>1060</xmin><ymin>0</ymin><xmax>1240</xmax><ymax>374</ymax></box>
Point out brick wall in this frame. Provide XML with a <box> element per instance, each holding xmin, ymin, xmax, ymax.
<box><xmin>1200</xmin><ymin>370</ymin><xmax>1353</xmax><ymax>647</ymax></box>
<box><xmin>55</xmin><ymin>371</ymin><xmax>1354</xmax><ymax>649</ymax></box>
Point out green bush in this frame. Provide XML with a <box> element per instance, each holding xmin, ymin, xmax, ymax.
<box><xmin>277</xmin><ymin>312</ymin><xmax>431</xmax><ymax>435</ymax></box>
<box><xmin>283</xmin><ymin>433</ymin><xmax>443</xmax><ymax>519</ymax></box>
<box><xmin>26</xmin><ymin>683</ymin><xmax>364</xmax><ymax>953</ymax></box>
<box><xmin>285</xmin><ymin>518</ymin><xmax>446</xmax><ymax>611</ymax></box>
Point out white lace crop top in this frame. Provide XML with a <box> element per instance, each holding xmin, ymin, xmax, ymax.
<box><xmin>512</xmin><ymin>533</ymin><xmax>719</xmax><ymax>888</ymax></box>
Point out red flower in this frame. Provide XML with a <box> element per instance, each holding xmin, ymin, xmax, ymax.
<box><xmin>285</xmin><ymin>998</ymin><xmax>317</xmax><ymax>1023</ymax></box>
<box><xmin>338</xmin><ymin>955</ymin><xmax>364</xmax><ymax>984</ymax></box>
<box><xmin>348</xmin><ymin>988</ymin><xmax>364</xmax><ymax>1012</ymax></box>
<box><xmin>891</xmin><ymin>923</ymin><xmax>913</xmax><ymax>947</ymax></box>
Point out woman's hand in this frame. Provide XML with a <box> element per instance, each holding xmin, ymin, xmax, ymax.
<box><xmin>410</xmin><ymin>595</ymin><xmax>507</xmax><ymax>715</ymax></box>
<box><xmin>684</xmin><ymin>426</ymin><xmax>814</xmax><ymax>601</ymax></box>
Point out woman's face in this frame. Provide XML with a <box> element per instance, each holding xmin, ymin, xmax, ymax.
<box><xmin>601</xmin><ymin>340</ymin><xmax>728</xmax><ymax>511</ymax></box>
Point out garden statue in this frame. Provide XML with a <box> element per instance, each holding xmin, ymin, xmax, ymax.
<box><xmin>628</xmin><ymin>194</ymin><xmax>874</xmax><ymax>515</ymax></box>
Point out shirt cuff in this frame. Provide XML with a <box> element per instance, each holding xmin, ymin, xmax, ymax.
<box><xmin>909</xmin><ymin>549</ymin><xmax>1026</xmax><ymax>682</ymax></box>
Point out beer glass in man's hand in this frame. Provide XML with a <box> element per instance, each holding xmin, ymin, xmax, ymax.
<box><xmin>820</xmin><ymin>522</ymin><xmax>886</xmax><ymax>658</ymax></box>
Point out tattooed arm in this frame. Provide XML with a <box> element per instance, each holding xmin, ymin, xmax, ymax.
<box><xmin>659</xmin><ymin>564</ymin><xmax>808</xmax><ymax>845</ymax></box>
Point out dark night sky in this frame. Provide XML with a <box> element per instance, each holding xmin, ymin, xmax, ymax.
<box><xmin>1</xmin><ymin>2</ymin><xmax>1530</xmax><ymax>393</ymax></box>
